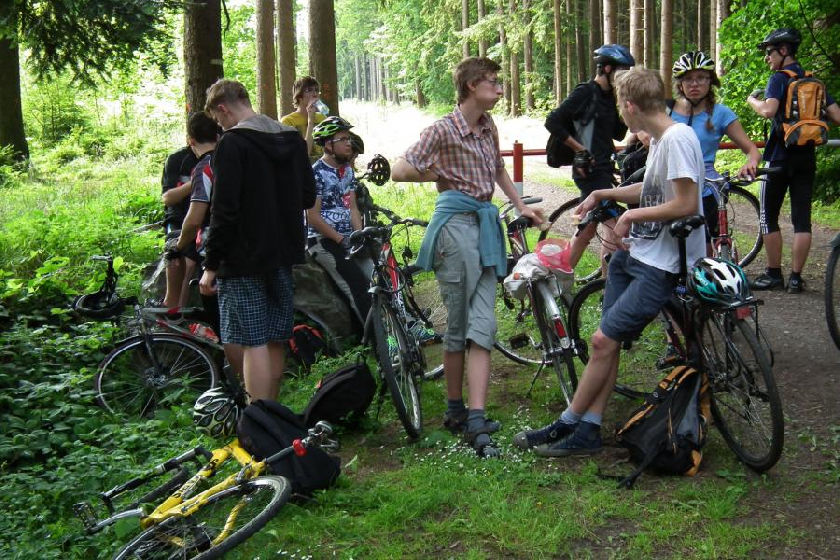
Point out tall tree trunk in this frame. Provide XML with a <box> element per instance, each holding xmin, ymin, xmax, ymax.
<box><xmin>0</xmin><ymin>35</ymin><xmax>28</xmax><ymax>160</ymax></box>
<box><xmin>477</xmin><ymin>0</ymin><xmax>488</xmax><ymax>56</ymax></box>
<box><xmin>630</xmin><ymin>0</ymin><xmax>643</xmax><ymax>64</ymax></box>
<box><xmin>354</xmin><ymin>55</ymin><xmax>362</xmax><ymax>99</ymax></box>
<box><xmin>498</xmin><ymin>0</ymin><xmax>510</xmax><ymax>107</ymax></box>
<box><xmin>553</xmin><ymin>0</ymin><xmax>563</xmax><ymax>103</ymax></box>
<box><xmin>276</xmin><ymin>0</ymin><xmax>295</xmax><ymax>116</ymax></box>
<box><xmin>708</xmin><ymin>0</ymin><xmax>717</xmax><ymax>60</ymax></box>
<box><xmin>416</xmin><ymin>79</ymin><xmax>427</xmax><ymax>107</ymax></box>
<box><xmin>660</xmin><ymin>0</ymin><xmax>673</xmax><ymax>94</ymax></box>
<box><xmin>644</xmin><ymin>0</ymin><xmax>654</xmax><ymax>67</ymax></box>
<box><xmin>696</xmin><ymin>0</ymin><xmax>706</xmax><ymax>53</ymax></box>
<box><xmin>715</xmin><ymin>0</ymin><xmax>728</xmax><ymax>73</ymax></box>
<box><xmin>574</xmin><ymin>0</ymin><xmax>586</xmax><ymax>82</ymax></box>
<box><xmin>680</xmin><ymin>0</ymin><xmax>688</xmax><ymax>55</ymax></box>
<box><xmin>462</xmin><ymin>0</ymin><xmax>470</xmax><ymax>58</ymax></box>
<box><xmin>379</xmin><ymin>57</ymin><xmax>387</xmax><ymax>101</ymax></box>
<box><xmin>603</xmin><ymin>0</ymin><xmax>616</xmax><ymax>44</ymax></box>
<box><xmin>362</xmin><ymin>52</ymin><xmax>369</xmax><ymax>100</ymax></box>
<box><xmin>384</xmin><ymin>62</ymin><xmax>391</xmax><ymax>103</ymax></box>
<box><xmin>369</xmin><ymin>56</ymin><xmax>378</xmax><ymax>101</ymax></box>
<box><xmin>309</xmin><ymin>0</ymin><xmax>339</xmax><ymax>116</ymax></box>
<box><xmin>256</xmin><ymin>0</ymin><xmax>277</xmax><ymax>118</ymax></box>
<box><xmin>589</xmin><ymin>0</ymin><xmax>599</xmax><ymax>76</ymax></box>
<box><xmin>523</xmin><ymin>0</ymin><xmax>534</xmax><ymax>110</ymax></box>
<box><xmin>566</xmin><ymin>0</ymin><xmax>574</xmax><ymax>94</ymax></box>
<box><xmin>184</xmin><ymin>0</ymin><xmax>223</xmax><ymax>114</ymax></box>
<box><xmin>508</xmin><ymin>0</ymin><xmax>521</xmax><ymax>116</ymax></box>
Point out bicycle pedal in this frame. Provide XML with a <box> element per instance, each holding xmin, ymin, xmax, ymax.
<box><xmin>73</xmin><ymin>502</ymin><xmax>99</xmax><ymax>532</ymax></box>
<box><xmin>508</xmin><ymin>333</ymin><xmax>531</xmax><ymax>350</ymax></box>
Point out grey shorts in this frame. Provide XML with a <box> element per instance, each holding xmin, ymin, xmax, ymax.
<box><xmin>217</xmin><ymin>267</ymin><xmax>294</xmax><ymax>346</ymax></box>
<box><xmin>433</xmin><ymin>214</ymin><xmax>497</xmax><ymax>352</ymax></box>
<box><xmin>600</xmin><ymin>251</ymin><xmax>677</xmax><ymax>343</ymax></box>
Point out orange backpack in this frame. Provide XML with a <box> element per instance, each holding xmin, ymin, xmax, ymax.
<box><xmin>777</xmin><ymin>69</ymin><xmax>829</xmax><ymax>147</ymax></box>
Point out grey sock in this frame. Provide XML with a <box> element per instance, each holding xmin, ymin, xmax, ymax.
<box><xmin>447</xmin><ymin>399</ymin><xmax>466</xmax><ymax>416</ymax></box>
<box><xmin>581</xmin><ymin>411</ymin><xmax>603</xmax><ymax>426</ymax></box>
<box><xmin>466</xmin><ymin>409</ymin><xmax>486</xmax><ymax>433</ymax></box>
<box><xmin>560</xmin><ymin>408</ymin><xmax>583</xmax><ymax>425</ymax></box>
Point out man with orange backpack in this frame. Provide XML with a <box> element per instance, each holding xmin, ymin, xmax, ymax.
<box><xmin>747</xmin><ymin>27</ymin><xmax>840</xmax><ymax>293</ymax></box>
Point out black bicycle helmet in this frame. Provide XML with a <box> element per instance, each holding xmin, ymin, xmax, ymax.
<box><xmin>73</xmin><ymin>291</ymin><xmax>125</xmax><ymax>320</ymax></box>
<box><xmin>312</xmin><ymin>116</ymin><xmax>353</xmax><ymax>146</ymax></box>
<box><xmin>193</xmin><ymin>387</ymin><xmax>242</xmax><ymax>438</ymax></box>
<box><xmin>687</xmin><ymin>258</ymin><xmax>752</xmax><ymax>306</ymax></box>
<box><xmin>757</xmin><ymin>28</ymin><xmax>801</xmax><ymax>51</ymax></box>
<box><xmin>594</xmin><ymin>44</ymin><xmax>636</xmax><ymax>67</ymax></box>
<box><xmin>349</xmin><ymin>131</ymin><xmax>364</xmax><ymax>155</ymax></box>
<box><xmin>364</xmin><ymin>154</ymin><xmax>391</xmax><ymax>186</ymax></box>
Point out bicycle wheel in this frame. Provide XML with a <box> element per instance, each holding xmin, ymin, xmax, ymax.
<box><xmin>724</xmin><ymin>186</ymin><xmax>762</xmax><ymax>268</ymax></box>
<box><xmin>826</xmin><ymin>241</ymin><xmax>840</xmax><ymax>350</ymax></box>
<box><xmin>699</xmin><ymin>312</ymin><xmax>783</xmax><ymax>472</ymax></box>
<box><xmin>568</xmin><ymin>279</ymin><xmax>676</xmax><ymax>399</ymax></box>
<box><xmin>112</xmin><ymin>476</ymin><xmax>291</xmax><ymax>560</ymax></box>
<box><xmin>405</xmin><ymin>269</ymin><xmax>446</xmax><ymax>381</ymax></box>
<box><xmin>371</xmin><ymin>295</ymin><xmax>423</xmax><ymax>438</ymax></box>
<box><xmin>532</xmin><ymin>282</ymin><xmax>578</xmax><ymax>405</ymax></box>
<box><xmin>96</xmin><ymin>334</ymin><xmax>220</xmax><ymax>418</ymax></box>
<box><xmin>494</xmin><ymin>282</ymin><xmax>546</xmax><ymax>365</ymax></box>
<box><xmin>537</xmin><ymin>197</ymin><xmax>603</xmax><ymax>284</ymax></box>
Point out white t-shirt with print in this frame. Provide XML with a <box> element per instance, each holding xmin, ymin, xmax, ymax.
<box><xmin>625</xmin><ymin>123</ymin><xmax>705</xmax><ymax>274</ymax></box>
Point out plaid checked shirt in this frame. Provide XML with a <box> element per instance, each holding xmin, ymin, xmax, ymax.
<box><xmin>403</xmin><ymin>106</ymin><xmax>504</xmax><ymax>202</ymax></box>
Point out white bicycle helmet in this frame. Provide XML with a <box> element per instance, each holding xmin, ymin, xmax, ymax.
<box><xmin>688</xmin><ymin>258</ymin><xmax>752</xmax><ymax>306</ymax></box>
<box><xmin>193</xmin><ymin>387</ymin><xmax>242</xmax><ymax>438</ymax></box>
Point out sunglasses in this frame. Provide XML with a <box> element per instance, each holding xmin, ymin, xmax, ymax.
<box><xmin>764</xmin><ymin>48</ymin><xmax>778</xmax><ymax>57</ymax></box>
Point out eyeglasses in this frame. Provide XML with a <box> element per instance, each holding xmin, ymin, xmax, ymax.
<box><xmin>330</xmin><ymin>137</ymin><xmax>353</xmax><ymax>144</ymax></box>
<box><xmin>765</xmin><ymin>48</ymin><xmax>778</xmax><ymax>57</ymax></box>
<box><xmin>682</xmin><ymin>76</ymin><xmax>711</xmax><ymax>85</ymax></box>
<box><xmin>303</xmin><ymin>86</ymin><xmax>320</xmax><ymax>94</ymax></box>
<box><xmin>482</xmin><ymin>78</ymin><xmax>504</xmax><ymax>89</ymax></box>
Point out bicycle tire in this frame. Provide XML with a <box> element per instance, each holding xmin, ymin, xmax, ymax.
<box><xmin>538</xmin><ymin>197</ymin><xmax>604</xmax><ymax>285</ymax></box>
<box><xmin>96</xmin><ymin>334</ymin><xmax>220</xmax><ymax>418</ymax></box>
<box><xmin>826</xmin><ymin>243</ymin><xmax>840</xmax><ymax>350</ymax></box>
<box><xmin>724</xmin><ymin>186</ymin><xmax>762</xmax><ymax>268</ymax></box>
<box><xmin>371</xmin><ymin>295</ymin><xmax>423</xmax><ymax>438</ymax></box>
<box><xmin>700</xmin><ymin>312</ymin><xmax>784</xmax><ymax>472</ymax></box>
<box><xmin>532</xmin><ymin>283</ymin><xmax>578</xmax><ymax>405</ymax></box>
<box><xmin>112</xmin><ymin>476</ymin><xmax>291</xmax><ymax>560</ymax></box>
<box><xmin>404</xmin><ymin>270</ymin><xmax>447</xmax><ymax>381</ymax></box>
<box><xmin>568</xmin><ymin>278</ymin><xmax>677</xmax><ymax>399</ymax></box>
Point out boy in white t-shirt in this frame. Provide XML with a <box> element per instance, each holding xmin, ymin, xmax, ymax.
<box><xmin>515</xmin><ymin>68</ymin><xmax>706</xmax><ymax>456</ymax></box>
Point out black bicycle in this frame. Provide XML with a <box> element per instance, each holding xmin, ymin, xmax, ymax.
<box><xmin>827</xmin><ymin>232</ymin><xmax>840</xmax><ymax>350</ymax></box>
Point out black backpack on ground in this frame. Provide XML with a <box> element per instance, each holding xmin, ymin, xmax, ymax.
<box><xmin>237</xmin><ymin>400</ymin><xmax>340</xmax><ymax>495</ymax></box>
<box><xmin>288</xmin><ymin>324</ymin><xmax>328</xmax><ymax>373</ymax></box>
<box><xmin>614</xmin><ymin>364</ymin><xmax>711</xmax><ymax>488</ymax></box>
<box><xmin>302</xmin><ymin>358</ymin><xmax>376</xmax><ymax>428</ymax></box>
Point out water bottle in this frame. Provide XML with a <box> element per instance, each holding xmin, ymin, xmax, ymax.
<box><xmin>314</xmin><ymin>99</ymin><xmax>330</xmax><ymax>116</ymax></box>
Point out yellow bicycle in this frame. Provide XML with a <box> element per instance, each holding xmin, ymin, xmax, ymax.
<box><xmin>74</xmin><ymin>422</ymin><xmax>337</xmax><ymax>559</ymax></box>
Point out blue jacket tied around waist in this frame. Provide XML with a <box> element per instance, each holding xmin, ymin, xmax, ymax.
<box><xmin>415</xmin><ymin>189</ymin><xmax>507</xmax><ymax>279</ymax></box>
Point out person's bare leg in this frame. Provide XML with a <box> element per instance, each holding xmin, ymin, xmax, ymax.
<box><xmin>444</xmin><ymin>350</ymin><xmax>465</xmax><ymax>400</ymax></box>
<box><xmin>763</xmin><ymin>231</ymin><xmax>783</xmax><ymax>269</ymax></box>
<box><xmin>466</xmin><ymin>344</ymin><xmax>491</xmax><ymax>410</ymax></box>
<box><xmin>568</xmin><ymin>329</ymin><xmax>620</xmax><ymax>415</ymax></box>
<box><xmin>223</xmin><ymin>342</ymin><xmax>244</xmax><ymax>380</ymax></box>
<box><xmin>242</xmin><ymin>344</ymin><xmax>278</xmax><ymax>402</ymax></box>
<box><xmin>791</xmin><ymin>232</ymin><xmax>811</xmax><ymax>273</ymax></box>
<box><xmin>164</xmin><ymin>258</ymin><xmax>185</xmax><ymax>307</ymax></box>
<box><xmin>266</xmin><ymin>341</ymin><xmax>285</xmax><ymax>401</ymax></box>
<box><xmin>568</xmin><ymin>223</ymin><xmax>597</xmax><ymax>269</ymax></box>
<box><xmin>177</xmin><ymin>258</ymin><xmax>197</xmax><ymax>308</ymax></box>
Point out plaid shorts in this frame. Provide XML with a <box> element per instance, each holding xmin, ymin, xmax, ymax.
<box><xmin>217</xmin><ymin>267</ymin><xmax>294</xmax><ymax>346</ymax></box>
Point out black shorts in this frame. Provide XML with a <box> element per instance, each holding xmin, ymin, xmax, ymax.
<box><xmin>573</xmin><ymin>162</ymin><xmax>616</xmax><ymax>199</ymax></box>
<box><xmin>760</xmin><ymin>150</ymin><xmax>816</xmax><ymax>234</ymax></box>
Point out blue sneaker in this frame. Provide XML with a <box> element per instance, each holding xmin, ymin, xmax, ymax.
<box><xmin>408</xmin><ymin>321</ymin><xmax>441</xmax><ymax>346</ymax></box>
<box><xmin>534</xmin><ymin>421</ymin><xmax>602</xmax><ymax>457</ymax></box>
<box><xmin>512</xmin><ymin>420</ymin><xmax>577</xmax><ymax>450</ymax></box>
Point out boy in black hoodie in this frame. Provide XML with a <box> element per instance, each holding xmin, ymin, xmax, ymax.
<box><xmin>200</xmin><ymin>80</ymin><xmax>316</xmax><ymax>402</ymax></box>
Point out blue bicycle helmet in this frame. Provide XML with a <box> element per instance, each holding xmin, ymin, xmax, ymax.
<box><xmin>594</xmin><ymin>44</ymin><xmax>636</xmax><ymax>67</ymax></box>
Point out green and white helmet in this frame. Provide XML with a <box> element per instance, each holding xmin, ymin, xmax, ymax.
<box><xmin>688</xmin><ymin>258</ymin><xmax>752</xmax><ymax>306</ymax></box>
<box><xmin>672</xmin><ymin>51</ymin><xmax>716</xmax><ymax>79</ymax></box>
<box><xmin>313</xmin><ymin>116</ymin><xmax>353</xmax><ymax>145</ymax></box>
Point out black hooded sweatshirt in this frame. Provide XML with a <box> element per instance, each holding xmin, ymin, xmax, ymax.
<box><xmin>204</xmin><ymin>114</ymin><xmax>316</xmax><ymax>277</ymax></box>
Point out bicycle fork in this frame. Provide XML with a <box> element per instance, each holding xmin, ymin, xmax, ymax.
<box><xmin>526</xmin><ymin>281</ymin><xmax>574</xmax><ymax>400</ymax></box>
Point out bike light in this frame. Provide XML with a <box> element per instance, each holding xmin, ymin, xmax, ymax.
<box><xmin>735</xmin><ymin>307</ymin><xmax>751</xmax><ymax>320</ymax></box>
<box><xmin>293</xmin><ymin>439</ymin><xmax>307</xmax><ymax>456</ymax></box>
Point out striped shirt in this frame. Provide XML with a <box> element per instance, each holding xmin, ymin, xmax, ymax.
<box><xmin>403</xmin><ymin>106</ymin><xmax>504</xmax><ymax>202</ymax></box>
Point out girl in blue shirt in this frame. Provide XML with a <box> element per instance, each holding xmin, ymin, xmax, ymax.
<box><xmin>670</xmin><ymin>51</ymin><xmax>761</xmax><ymax>249</ymax></box>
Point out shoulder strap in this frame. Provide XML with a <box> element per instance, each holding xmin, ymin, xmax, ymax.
<box><xmin>778</xmin><ymin>69</ymin><xmax>798</xmax><ymax>80</ymax></box>
<box><xmin>665</xmin><ymin>98</ymin><xmax>675</xmax><ymax>117</ymax></box>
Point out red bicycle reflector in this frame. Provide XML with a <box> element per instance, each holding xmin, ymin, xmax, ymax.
<box><xmin>554</xmin><ymin>320</ymin><xmax>567</xmax><ymax>337</ymax></box>
<box><xmin>293</xmin><ymin>439</ymin><xmax>307</xmax><ymax>456</ymax></box>
<box><xmin>735</xmin><ymin>307</ymin><xmax>751</xmax><ymax>320</ymax></box>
